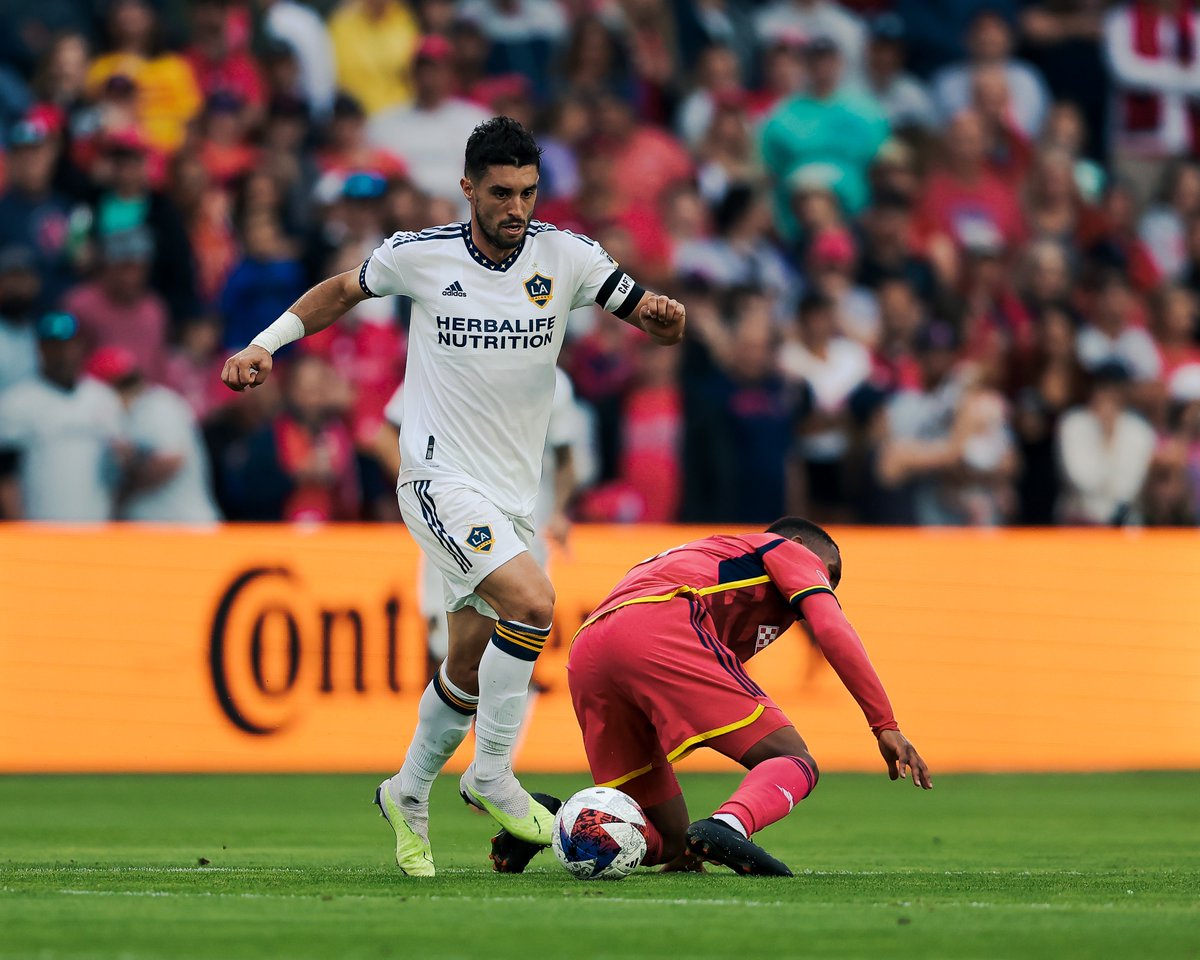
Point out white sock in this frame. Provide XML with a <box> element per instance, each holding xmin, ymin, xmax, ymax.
<box><xmin>713</xmin><ymin>812</ymin><xmax>749</xmax><ymax>838</ymax></box>
<box><xmin>472</xmin><ymin>619</ymin><xmax>550</xmax><ymax>784</ymax></box>
<box><xmin>388</xmin><ymin>664</ymin><xmax>476</xmax><ymax>806</ymax></box>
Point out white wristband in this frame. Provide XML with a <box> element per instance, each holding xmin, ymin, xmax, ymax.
<box><xmin>250</xmin><ymin>311</ymin><xmax>306</xmax><ymax>355</ymax></box>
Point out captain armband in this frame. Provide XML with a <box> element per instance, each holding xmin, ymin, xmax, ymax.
<box><xmin>595</xmin><ymin>270</ymin><xmax>645</xmax><ymax>320</ymax></box>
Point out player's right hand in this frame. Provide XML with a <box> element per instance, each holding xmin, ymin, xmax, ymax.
<box><xmin>221</xmin><ymin>345</ymin><xmax>273</xmax><ymax>391</ymax></box>
<box><xmin>878</xmin><ymin>729</ymin><xmax>932</xmax><ymax>789</ymax></box>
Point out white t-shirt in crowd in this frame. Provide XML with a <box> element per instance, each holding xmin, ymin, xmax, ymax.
<box><xmin>366</xmin><ymin>99</ymin><xmax>492</xmax><ymax>205</ymax></box>
<box><xmin>1057</xmin><ymin>407</ymin><xmax>1156</xmax><ymax>524</ymax></box>
<box><xmin>779</xmin><ymin>335</ymin><xmax>871</xmax><ymax>459</ymax></box>
<box><xmin>1076</xmin><ymin>324</ymin><xmax>1162</xmax><ymax>381</ymax></box>
<box><xmin>0</xmin><ymin>375</ymin><xmax>123</xmax><ymax>521</ymax></box>
<box><xmin>120</xmin><ymin>385</ymin><xmax>220</xmax><ymax>523</ymax></box>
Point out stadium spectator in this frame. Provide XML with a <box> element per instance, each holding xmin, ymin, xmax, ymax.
<box><xmin>86</xmin><ymin>345</ymin><xmax>221</xmax><ymax>523</ymax></box>
<box><xmin>0</xmin><ymin>311</ymin><xmax>124</xmax><ymax>522</ymax></box>
<box><xmin>1009</xmin><ymin>304</ymin><xmax>1089</xmax><ymax>524</ymax></box>
<box><xmin>85</xmin><ymin>0</ymin><xmax>203</xmax><ymax>154</ymax></box>
<box><xmin>931</xmin><ymin>9</ymin><xmax>1050</xmax><ymax>139</ymax></box>
<box><xmin>864</xmin><ymin>13</ymin><xmax>938</xmax><ymax>134</ymax></box>
<box><xmin>366</xmin><ymin>35</ymin><xmax>490</xmax><ymax>206</ymax></box>
<box><xmin>672</xmin><ymin>0</ymin><xmax>760</xmax><ymax>85</ymax></box>
<box><xmin>685</xmin><ymin>296</ymin><xmax>802</xmax><ymax>523</ymax></box>
<box><xmin>317</xmin><ymin>93</ymin><xmax>407</xmax><ymax>181</ymax></box>
<box><xmin>1019</xmin><ymin>0</ymin><xmax>1109</xmax><ymax>162</ymax></box>
<box><xmin>876</xmin><ymin>322</ymin><xmax>970</xmax><ymax>524</ymax></box>
<box><xmin>747</xmin><ymin>34</ymin><xmax>807</xmax><ymax>120</ymax></box>
<box><xmin>1075</xmin><ymin>271</ymin><xmax>1162</xmax><ymax>385</ymax></box>
<box><xmin>761</xmin><ymin>35</ymin><xmax>889</xmax><ymax>233</ymax></box>
<box><xmin>675</xmin><ymin>185</ymin><xmax>794</xmax><ymax>302</ymax></box>
<box><xmin>970</xmin><ymin>64</ymin><xmax>1034</xmax><ymax>185</ymax></box>
<box><xmin>257</xmin><ymin>0</ymin><xmax>337</xmax><ymax>120</ymax></box>
<box><xmin>1057</xmin><ymin>360</ymin><xmax>1156</xmax><ymax>524</ymax></box>
<box><xmin>0</xmin><ymin>246</ymin><xmax>41</xmax><ymax>392</ymax></box>
<box><xmin>165</xmin><ymin>315</ymin><xmax>232</xmax><ymax>422</ymax></box>
<box><xmin>592</xmin><ymin>86</ymin><xmax>694</xmax><ymax>218</ymax></box>
<box><xmin>535</xmin><ymin>94</ymin><xmax>589</xmax><ymax>201</ymax></box>
<box><xmin>1153</xmin><ymin>285</ymin><xmax>1200</xmax><ymax>378</ymax></box>
<box><xmin>219</xmin><ymin>212</ymin><xmax>306</xmax><ymax>350</ymax></box>
<box><xmin>617</xmin><ymin>341</ymin><xmax>683</xmax><ymax>523</ymax></box>
<box><xmin>63</xmin><ymin>227</ymin><xmax>169</xmax><ymax>379</ymax></box>
<box><xmin>1139</xmin><ymin>161</ymin><xmax>1200</xmax><ymax>280</ymax></box>
<box><xmin>856</xmin><ymin>191</ymin><xmax>937</xmax><ymax>301</ymax></box>
<box><xmin>780</xmin><ymin>291</ymin><xmax>871</xmax><ymax>521</ymax></box>
<box><xmin>557</xmin><ymin>16</ymin><xmax>634</xmax><ymax>102</ymax></box>
<box><xmin>185</xmin><ymin>0</ymin><xmax>266</xmax><ymax>128</ymax></box>
<box><xmin>92</xmin><ymin>129</ymin><xmax>200</xmax><ymax>325</ymax></box>
<box><xmin>676</xmin><ymin>43</ymin><xmax>743</xmax><ymax>149</ymax></box>
<box><xmin>0</xmin><ymin>116</ymin><xmax>78</xmax><ymax>308</ymax></box>
<box><xmin>803</xmin><ymin>226</ymin><xmax>879</xmax><ymax>347</ymax></box>
<box><xmin>197</xmin><ymin>92</ymin><xmax>261</xmax><ymax>187</ymax></box>
<box><xmin>1023</xmin><ymin>146</ymin><xmax>1089</xmax><ymax>246</ymax></box>
<box><xmin>1081</xmin><ymin>178</ymin><xmax>1163</xmax><ymax>293</ymax></box>
<box><xmin>1019</xmin><ymin>239</ymin><xmax>1075</xmax><ymax>317</ymax></box>
<box><xmin>914</xmin><ymin>109</ymin><xmax>1025</xmax><ymax>262</ymax></box>
<box><xmin>1104</xmin><ymin>0</ymin><xmax>1200</xmax><ymax>202</ymax></box>
<box><xmin>694</xmin><ymin>91</ymin><xmax>757</xmax><ymax>207</ymax></box>
<box><xmin>458</xmin><ymin>0</ymin><xmax>568</xmax><ymax>105</ymax></box>
<box><xmin>328</xmin><ymin>0</ymin><xmax>421</xmax><ymax>116</ymax></box>
<box><xmin>754</xmin><ymin>0</ymin><xmax>868</xmax><ymax>89</ymax></box>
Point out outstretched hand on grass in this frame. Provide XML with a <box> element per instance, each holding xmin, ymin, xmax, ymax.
<box><xmin>878</xmin><ymin>729</ymin><xmax>932</xmax><ymax>789</ymax></box>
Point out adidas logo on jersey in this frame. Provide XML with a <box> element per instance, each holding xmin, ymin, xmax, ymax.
<box><xmin>441</xmin><ymin>280</ymin><xmax>467</xmax><ymax>297</ymax></box>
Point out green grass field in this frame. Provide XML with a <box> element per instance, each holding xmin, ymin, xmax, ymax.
<box><xmin>1</xmin><ymin>772</ymin><xmax>1197</xmax><ymax>959</ymax></box>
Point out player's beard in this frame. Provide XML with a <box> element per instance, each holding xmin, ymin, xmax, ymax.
<box><xmin>479</xmin><ymin>214</ymin><xmax>529</xmax><ymax>251</ymax></box>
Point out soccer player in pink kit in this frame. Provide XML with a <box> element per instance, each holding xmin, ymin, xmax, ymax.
<box><xmin>498</xmin><ymin>516</ymin><xmax>932</xmax><ymax>876</ymax></box>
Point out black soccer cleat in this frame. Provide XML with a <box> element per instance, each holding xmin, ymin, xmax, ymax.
<box><xmin>489</xmin><ymin>792</ymin><xmax>562</xmax><ymax>874</ymax></box>
<box><xmin>684</xmin><ymin>818</ymin><xmax>793</xmax><ymax>877</ymax></box>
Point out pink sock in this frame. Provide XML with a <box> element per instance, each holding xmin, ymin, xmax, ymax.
<box><xmin>714</xmin><ymin>756</ymin><xmax>818</xmax><ymax>836</ymax></box>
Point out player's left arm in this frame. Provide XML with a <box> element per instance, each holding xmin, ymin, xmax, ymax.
<box><xmin>580</xmin><ymin>250</ymin><xmax>685</xmax><ymax>346</ymax></box>
<box><xmin>798</xmin><ymin>591</ymin><xmax>933</xmax><ymax>790</ymax></box>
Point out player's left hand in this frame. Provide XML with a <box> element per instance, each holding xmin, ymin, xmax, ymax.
<box><xmin>660</xmin><ymin>849</ymin><xmax>706</xmax><ymax>873</ymax></box>
<box><xmin>878</xmin><ymin>729</ymin><xmax>932</xmax><ymax>789</ymax></box>
<box><xmin>638</xmin><ymin>293</ymin><xmax>686</xmax><ymax>346</ymax></box>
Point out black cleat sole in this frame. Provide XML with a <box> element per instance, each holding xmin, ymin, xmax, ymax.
<box><xmin>490</xmin><ymin>792</ymin><xmax>562</xmax><ymax>873</ymax></box>
<box><xmin>685</xmin><ymin>818</ymin><xmax>793</xmax><ymax>877</ymax></box>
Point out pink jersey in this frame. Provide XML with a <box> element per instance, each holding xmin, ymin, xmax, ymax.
<box><xmin>584</xmin><ymin>533</ymin><xmax>898</xmax><ymax>735</ymax></box>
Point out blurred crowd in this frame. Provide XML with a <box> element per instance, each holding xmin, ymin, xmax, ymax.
<box><xmin>1</xmin><ymin>0</ymin><xmax>1199</xmax><ymax>528</ymax></box>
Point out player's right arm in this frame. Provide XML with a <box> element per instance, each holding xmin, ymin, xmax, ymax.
<box><xmin>221</xmin><ymin>268</ymin><xmax>369</xmax><ymax>391</ymax></box>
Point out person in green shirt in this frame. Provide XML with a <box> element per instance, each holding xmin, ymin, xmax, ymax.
<box><xmin>760</xmin><ymin>35</ymin><xmax>890</xmax><ymax>241</ymax></box>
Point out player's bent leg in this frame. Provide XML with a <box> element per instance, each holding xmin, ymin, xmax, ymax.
<box><xmin>460</xmin><ymin>552</ymin><xmax>557</xmax><ymax>845</ymax></box>
<box><xmin>684</xmin><ymin>721</ymin><xmax>815</xmax><ymax>877</ymax></box>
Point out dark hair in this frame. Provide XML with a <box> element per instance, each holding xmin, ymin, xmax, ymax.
<box><xmin>798</xmin><ymin>290</ymin><xmax>835</xmax><ymax>318</ymax></box>
<box><xmin>766</xmin><ymin>517</ymin><xmax>839</xmax><ymax>558</ymax></box>
<box><xmin>464</xmin><ymin>116</ymin><xmax>542</xmax><ymax>181</ymax></box>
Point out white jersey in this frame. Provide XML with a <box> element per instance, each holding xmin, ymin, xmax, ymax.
<box><xmin>362</xmin><ymin>220</ymin><xmax>640</xmax><ymax>517</ymax></box>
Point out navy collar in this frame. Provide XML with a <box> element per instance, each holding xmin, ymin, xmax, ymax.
<box><xmin>462</xmin><ymin>221</ymin><xmax>525</xmax><ymax>272</ymax></box>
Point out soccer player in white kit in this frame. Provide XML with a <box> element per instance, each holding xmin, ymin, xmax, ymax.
<box><xmin>221</xmin><ymin>117</ymin><xmax>685</xmax><ymax>875</ymax></box>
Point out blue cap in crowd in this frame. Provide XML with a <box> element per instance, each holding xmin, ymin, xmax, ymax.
<box><xmin>35</xmin><ymin>312</ymin><xmax>80</xmax><ymax>342</ymax></box>
<box><xmin>342</xmin><ymin>171</ymin><xmax>388</xmax><ymax>200</ymax></box>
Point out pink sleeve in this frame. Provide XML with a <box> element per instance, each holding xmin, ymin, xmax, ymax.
<box><xmin>799</xmin><ymin>591</ymin><xmax>899</xmax><ymax>737</ymax></box>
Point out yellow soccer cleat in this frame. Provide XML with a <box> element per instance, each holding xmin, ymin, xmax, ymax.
<box><xmin>459</xmin><ymin>766</ymin><xmax>555</xmax><ymax>846</ymax></box>
<box><xmin>374</xmin><ymin>783</ymin><xmax>435</xmax><ymax>877</ymax></box>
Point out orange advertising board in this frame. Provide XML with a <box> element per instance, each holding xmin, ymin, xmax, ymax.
<box><xmin>1</xmin><ymin>525</ymin><xmax>1198</xmax><ymax>774</ymax></box>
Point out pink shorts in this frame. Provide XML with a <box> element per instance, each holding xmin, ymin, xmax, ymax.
<box><xmin>566</xmin><ymin>595</ymin><xmax>790</xmax><ymax>809</ymax></box>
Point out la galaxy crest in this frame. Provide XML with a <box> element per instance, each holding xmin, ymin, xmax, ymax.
<box><xmin>524</xmin><ymin>271</ymin><xmax>553</xmax><ymax>308</ymax></box>
<box><xmin>466</xmin><ymin>525</ymin><xmax>494</xmax><ymax>553</ymax></box>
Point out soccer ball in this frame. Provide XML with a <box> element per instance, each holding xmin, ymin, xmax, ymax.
<box><xmin>552</xmin><ymin>786</ymin><xmax>648</xmax><ymax>880</ymax></box>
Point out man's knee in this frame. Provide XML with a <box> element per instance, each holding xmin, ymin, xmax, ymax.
<box><xmin>499</xmin><ymin>584</ymin><xmax>556</xmax><ymax>628</ymax></box>
<box><xmin>442</xmin><ymin>655</ymin><xmax>479</xmax><ymax>696</ymax></box>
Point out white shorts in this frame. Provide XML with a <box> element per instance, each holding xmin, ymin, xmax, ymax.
<box><xmin>398</xmin><ymin>479</ymin><xmax>535</xmax><ymax>618</ymax></box>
